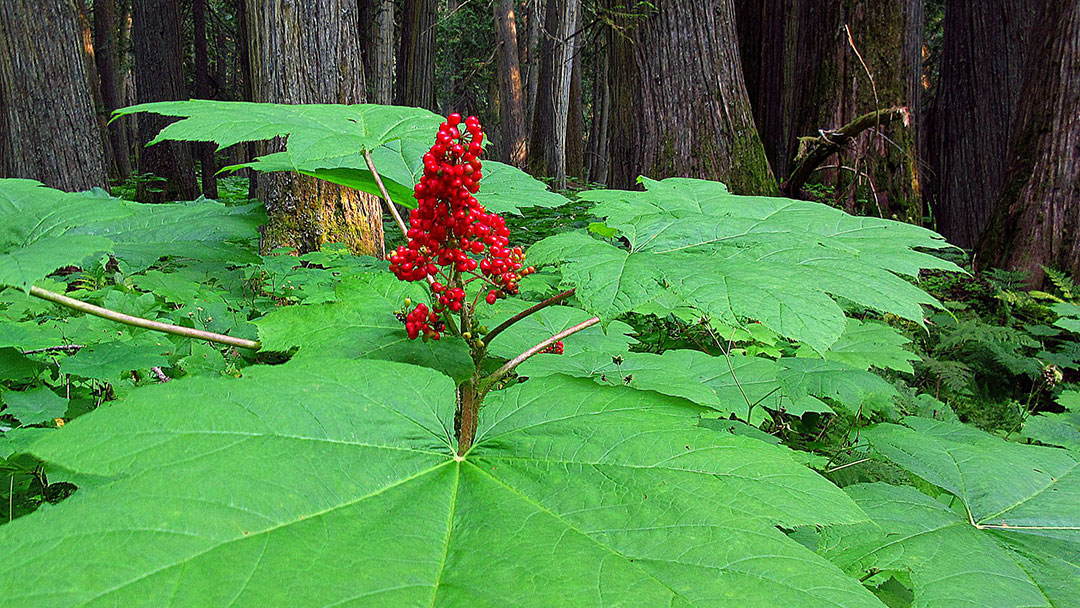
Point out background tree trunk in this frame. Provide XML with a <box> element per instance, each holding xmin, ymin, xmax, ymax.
<box><xmin>736</xmin><ymin>0</ymin><xmax>922</xmax><ymax>216</ymax></box>
<box><xmin>528</xmin><ymin>0</ymin><xmax>579</xmax><ymax>187</ymax></box>
<box><xmin>193</xmin><ymin>0</ymin><xmax>218</xmax><ymax>198</ymax></box>
<box><xmin>395</xmin><ymin>0</ymin><xmax>436</xmax><ymax>110</ymax></box>
<box><xmin>75</xmin><ymin>0</ymin><xmax>113</xmax><ymax>179</ymax></box>
<box><xmin>94</xmin><ymin>0</ymin><xmax>132</xmax><ymax>180</ymax></box>
<box><xmin>606</xmin><ymin>0</ymin><xmax>775</xmax><ymax>194</ymax></box>
<box><xmin>133</xmin><ymin>0</ymin><xmax>197</xmax><ymax>202</ymax></box>
<box><xmin>524</xmin><ymin>0</ymin><xmax>543</xmax><ymax>130</ymax></box>
<box><xmin>928</xmin><ymin>0</ymin><xmax>1039</xmax><ymax>248</ymax></box>
<box><xmin>565</xmin><ymin>37</ymin><xmax>584</xmax><ymax>180</ymax></box>
<box><xmin>585</xmin><ymin>40</ymin><xmax>610</xmax><ymax>184</ymax></box>
<box><xmin>494</xmin><ymin>0</ymin><xmax>527</xmax><ymax>166</ymax></box>
<box><xmin>975</xmin><ymin>0</ymin><xmax>1080</xmax><ymax>284</ymax></box>
<box><xmin>246</xmin><ymin>0</ymin><xmax>383</xmax><ymax>257</ymax></box>
<box><xmin>0</xmin><ymin>0</ymin><xmax>107</xmax><ymax>191</ymax></box>
<box><xmin>360</xmin><ymin>0</ymin><xmax>394</xmax><ymax>104</ymax></box>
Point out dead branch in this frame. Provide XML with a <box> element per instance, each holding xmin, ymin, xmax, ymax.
<box><xmin>781</xmin><ymin>106</ymin><xmax>910</xmax><ymax>198</ymax></box>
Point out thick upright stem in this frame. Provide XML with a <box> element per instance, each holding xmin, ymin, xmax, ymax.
<box><xmin>457</xmin><ymin>381</ymin><xmax>480</xmax><ymax>455</ymax></box>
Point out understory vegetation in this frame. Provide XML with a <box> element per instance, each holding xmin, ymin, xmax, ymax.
<box><xmin>0</xmin><ymin>103</ymin><xmax>1077</xmax><ymax>607</ymax></box>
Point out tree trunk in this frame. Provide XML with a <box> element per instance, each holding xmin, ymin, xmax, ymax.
<box><xmin>585</xmin><ymin>39</ymin><xmax>610</xmax><ymax>184</ymax></box>
<box><xmin>94</xmin><ymin>0</ymin><xmax>132</xmax><ymax>179</ymax></box>
<box><xmin>524</xmin><ymin>0</ymin><xmax>543</xmax><ymax>134</ymax></box>
<box><xmin>193</xmin><ymin>0</ymin><xmax>218</xmax><ymax>198</ymax></box>
<box><xmin>606</xmin><ymin>0</ymin><xmax>775</xmax><ymax>195</ymax></box>
<box><xmin>360</xmin><ymin>0</ymin><xmax>394</xmax><ymax>104</ymax></box>
<box><xmin>395</xmin><ymin>0</ymin><xmax>436</xmax><ymax>110</ymax></box>
<box><xmin>0</xmin><ymin>0</ymin><xmax>107</xmax><ymax>191</ymax></box>
<box><xmin>528</xmin><ymin>0</ymin><xmax>579</xmax><ymax>187</ymax></box>
<box><xmin>736</xmin><ymin>0</ymin><xmax>922</xmax><ymax>216</ymax></box>
<box><xmin>246</xmin><ymin>0</ymin><xmax>383</xmax><ymax>257</ymax></box>
<box><xmin>494</xmin><ymin>0</ymin><xmax>527</xmax><ymax>166</ymax></box>
<box><xmin>565</xmin><ymin>39</ymin><xmax>584</xmax><ymax>180</ymax></box>
<box><xmin>133</xmin><ymin>0</ymin><xmax>197</xmax><ymax>202</ymax></box>
<box><xmin>76</xmin><ymin>0</ymin><xmax>114</xmax><ymax>181</ymax></box>
<box><xmin>929</xmin><ymin>0</ymin><xmax>1039</xmax><ymax>248</ymax></box>
<box><xmin>975</xmin><ymin>0</ymin><xmax>1080</xmax><ymax>285</ymax></box>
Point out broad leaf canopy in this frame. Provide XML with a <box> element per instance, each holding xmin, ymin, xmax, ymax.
<box><xmin>0</xmin><ymin>359</ymin><xmax>888</xmax><ymax>607</ymax></box>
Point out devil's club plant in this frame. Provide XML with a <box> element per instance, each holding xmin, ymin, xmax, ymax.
<box><xmin>0</xmin><ymin>103</ymin><xmax>1076</xmax><ymax>607</ymax></box>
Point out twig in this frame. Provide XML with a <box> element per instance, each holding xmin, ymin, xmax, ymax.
<box><xmin>150</xmin><ymin>367</ymin><xmax>171</xmax><ymax>383</ymax></box>
<box><xmin>28</xmin><ymin>286</ymin><xmax>260</xmax><ymax>350</ymax></box>
<box><xmin>484</xmin><ymin>289</ymin><xmax>576</xmax><ymax>344</ymax></box>
<box><xmin>782</xmin><ymin>107</ymin><xmax>909</xmax><ymax>197</ymax></box>
<box><xmin>705</xmin><ymin>323</ymin><xmax>755</xmax><ymax>421</ymax></box>
<box><xmin>826</xmin><ymin>457</ymin><xmax>871</xmax><ymax>473</ymax></box>
<box><xmin>21</xmin><ymin>344</ymin><xmax>85</xmax><ymax>355</ymax></box>
<box><xmin>364</xmin><ymin>150</ymin><xmax>409</xmax><ymax>239</ymax></box>
<box><xmin>481</xmin><ymin>316</ymin><xmax>600</xmax><ymax>392</ymax></box>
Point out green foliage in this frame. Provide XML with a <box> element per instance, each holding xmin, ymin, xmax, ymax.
<box><xmin>529</xmin><ymin>177</ymin><xmax>958</xmax><ymax>353</ymax></box>
<box><xmin>120</xmin><ymin>100</ymin><xmax>569</xmax><ymax>215</ymax></box>
<box><xmin>818</xmin><ymin>419</ymin><xmax>1080</xmax><ymax>607</ymax></box>
<box><xmin>0</xmin><ymin>359</ymin><xmax>883</xmax><ymax>607</ymax></box>
<box><xmin>1</xmin><ymin>101</ymin><xmax>1077</xmax><ymax>606</ymax></box>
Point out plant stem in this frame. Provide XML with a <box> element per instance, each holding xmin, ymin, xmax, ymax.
<box><xmin>483</xmin><ymin>288</ymin><xmax>576</xmax><ymax>344</ymax></box>
<box><xmin>456</xmin><ymin>381</ymin><xmax>480</xmax><ymax>456</ymax></box>
<box><xmin>480</xmin><ymin>316</ymin><xmax>600</xmax><ymax>393</ymax></box>
<box><xmin>20</xmin><ymin>344</ymin><xmax>85</xmax><ymax>355</ymax></box>
<box><xmin>28</xmin><ymin>286</ymin><xmax>260</xmax><ymax>350</ymax></box>
<box><xmin>364</xmin><ymin>150</ymin><xmax>409</xmax><ymax>239</ymax></box>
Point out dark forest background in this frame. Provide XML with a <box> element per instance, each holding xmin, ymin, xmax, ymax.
<box><xmin>1</xmin><ymin>0</ymin><xmax>1078</xmax><ymax>286</ymax></box>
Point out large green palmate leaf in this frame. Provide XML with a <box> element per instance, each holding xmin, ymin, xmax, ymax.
<box><xmin>824</xmin><ymin>419</ymin><xmax>1080</xmax><ymax>606</ymax></box>
<box><xmin>529</xmin><ymin>177</ymin><xmax>959</xmax><ymax>353</ymax></box>
<box><xmin>0</xmin><ymin>358</ymin><xmax>887</xmax><ymax>607</ymax></box>
<box><xmin>121</xmin><ymin>101</ymin><xmax>569</xmax><ymax>215</ymax></box>
<box><xmin>255</xmin><ymin>273</ymin><xmax>474</xmax><ymax>383</ymax></box>
<box><xmin>819</xmin><ymin>483</ymin><xmax>1063</xmax><ymax>608</ymax></box>
<box><xmin>520</xmin><ymin>348</ymin><xmax>898</xmax><ymax>422</ymax></box>
<box><xmin>0</xmin><ymin>179</ymin><xmax>263</xmax><ymax>290</ymax></box>
<box><xmin>1023</xmin><ymin>390</ymin><xmax>1080</xmax><ymax>451</ymax></box>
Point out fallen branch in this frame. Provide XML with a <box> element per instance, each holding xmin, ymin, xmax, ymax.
<box><xmin>781</xmin><ymin>106</ymin><xmax>909</xmax><ymax>198</ymax></box>
<box><xmin>21</xmin><ymin>344</ymin><xmax>85</xmax><ymax>355</ymax></box>
<box><xmin>29</xmin><ymin>286</ymin><xmax>260</xmax><ymax>350</ymax></box>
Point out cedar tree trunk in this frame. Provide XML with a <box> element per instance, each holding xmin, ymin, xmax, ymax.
<box><xmin>193</xmin><ymin>0</ymin><xmax>218</xmax><ymax>198</ymax></box>
<box><xmin>133</xmin><ymin>0</ymin><xmax>198</xmax><ymax>202</ymax></box>
<box><xmin>737</xmin><ymin>0</ymin><xmax>922</xmax><ymax>214</ymax></box>
<box><xmin>607</xmin><ymin>0</ymin><xmax>775</xmax><ymax>194</ymax></box>
<box><xmin>975</xmin><ymin>0</ymin><xmax>1080</xmax><ymax>284</ymax></box>
<box><xmin>395</xmin><ymin>0</ymin><xmax>436</xmax><ymax>109</ymax></box>
<box><xmin>929</xmin><ymin>0</ymin><xmax>1039</xmax><ymax>247</ymax></box>
<box><xmin>246</xmin><ymin>0</ymin><xmax>384</xmax><ymax>257</ymax></box>
<box><xmin>94</xmin><ymin>0</ymin><xmax>132</xmax><ymax>179</ymax></box>
<box><xmin>494</xmin><ymin>0</ymin><xmax>527</xmax><ymax>166</ymax></box>
<box><xmin>0</xmin><ymin>0</ymin><xmax>107</xmax><ymax>191</ymax></box>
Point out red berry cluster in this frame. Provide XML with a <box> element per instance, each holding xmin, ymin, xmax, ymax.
<box><xmin>389</xmin><ymin>113</ymin><xmax>534</xmax><ymax>340</ymax></box>
<box><xmin>540</xmin><ymin>340</ymin><xmax>565</xmax><ymax>355</ymax></box>
<box><xmin>402</xmin><ymin>303</ymin><xmax>443</xmax><ymax>340</ymax></box>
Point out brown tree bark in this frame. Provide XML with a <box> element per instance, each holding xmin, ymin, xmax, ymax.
<box><xmin>565</xmin><ymin>36</ymin><xmax>584</xmax><ymax>179</ymax></box>
<box><xmin>360</xmin><ymin>0</ymin><xmax>394</xmax><ymax>104</ymax></box>
<box><xmin>75</xmin><ymin>0</ymin><xmax>114</xmax><ymax>179</ymax></box>
<box><xmin>929</xmin><ymin>0</ymin><xmax>1039</xmax><ymax>248</ymax></box>
<box><xmin>975</xmin><ymin>0</ymin><xmax>1080</xmax><ymax>284</ymax></box>
<box><xmin>193</xmin><ymin>0</ymin><xmax>218</xmax><ymax>198</ymax></box>
<box><xmin>736</xmin><ymin>0</ymin><xmax>922</xmax><ymax>215</ymax></box>
<box><xmin>395</xmin><ymin>0</ymin><xmax>437</xmax><ymax>110</ymax></box>
<box><xmin>524</xmin><ymin>0</ymin><xmax>543</xmax><ymax>130</ymax></box>
<box><xmin>133</xmin><ymin>0</ymin><xmax>198</xmax><ymax>202</ymax></box>
<box><xmin>606</xmin><ymin>0</ymin><xmax>775</xmax><ymax>195</ymax></box>
<box><xmin>94</xmin><ymin>0</ymin><xmax>132</xmax><ymax>179</ymax></box>
<box><xmin>246</xmin><ymin>0</ymin><xmax>383</xmax><ymax>257</ymax></box>
<box><xmin>0</xmin><ymin>0</ymin><xmax>107</xmax><ymax>191</ymax></box>
<box><xmin>528</xmin><ymin>0</ymin><xmax>579</xmax><ymax>187</ymax></box>
<box><xmin>585</xmin><ymin>39</ymin><xmax>610</xmax><ymax>184</ymax></box>
<box><xmin>494</xmin><ymin>0</ymin><xmax>527</xmax><ymax>166</ymax></box>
